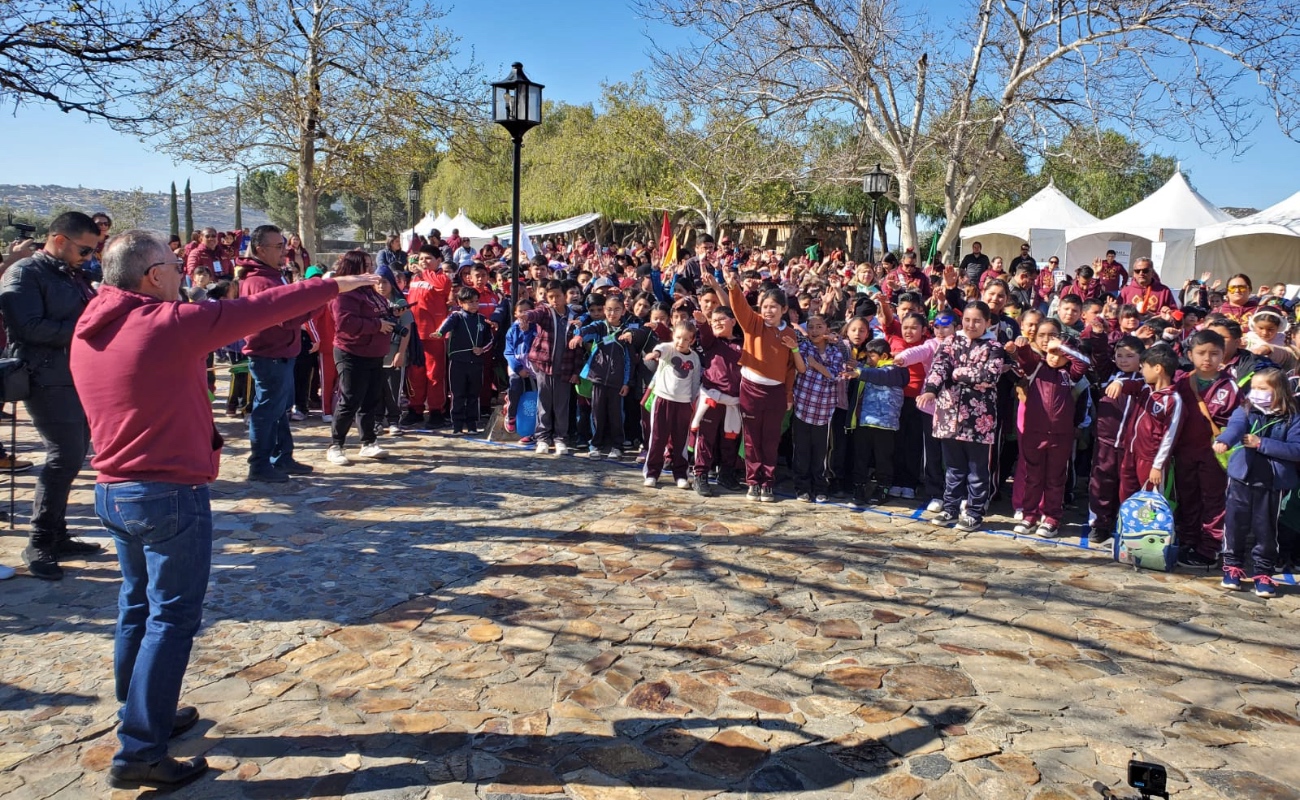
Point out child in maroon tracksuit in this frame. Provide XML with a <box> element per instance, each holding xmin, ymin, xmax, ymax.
<box><xmin>690</xmin><ymin>308</ymin><xmax>744</xmax><ymax>495</ymax></box>
<box><xmin>1088</xmin><ymin>335</ymin><xmax>1145</xmax><ymax>544</ymax></box>
<box><xmin>1008</xmin><ymin>321</ymin><xmax>1088</xmax><ymax>538</ymax></box>
<box><xmin>1108</xmin><ymin>344</ymin><xmax>1184</xmax><ymax>504</ymax></box>
<box><xmin>1171</xmin><ymin>329</ymin><xmax>1239</xmax><ymax>568</ymax></box>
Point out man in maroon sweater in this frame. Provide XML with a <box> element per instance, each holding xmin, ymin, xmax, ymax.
<box><xmin>237</xmin><ymin>225</ymin><xmax>323</xmax><ymax>482</ymax></box>
<box><xmin>70</xmin><ymin>230</ymin><xmax>377</xmax><ymax>789</ymax></box>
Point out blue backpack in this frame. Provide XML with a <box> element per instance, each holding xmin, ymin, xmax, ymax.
<box><xmin>515</xmin><ymin>389</ymin><xmax>538</xmax><ymax>438</ymax></box>
<box><xmin>1115</xmin><ymin>489</ymin><xmax>1176</xmax><ymax>571</ymax></box>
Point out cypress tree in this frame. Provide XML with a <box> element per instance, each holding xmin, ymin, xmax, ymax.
<box><xmin>234</xmin><ymin>176</ymin><xmax>242</xmax><ymax>230</ymax></box>
<box><xmin>168</xmin><ymin>182</ymin><xmax>179</xmax><ymax>237</ymax></box>
<box><xmin>184</xmin><ymin>179</ymin><xmax>193</xmax><ymax>241</ymax></box>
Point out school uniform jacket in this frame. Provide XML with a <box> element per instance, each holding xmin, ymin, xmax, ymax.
<box><xmin>1014</xmin><ymin>346</ymin><xmax>1088</xmax><ymax>437</ymax></box>
<box><xmin>1117</xmin><ymin>381</ymin><xmax>1183</xmax><ymax>471</ymax></box>
<box><xmin>1172</xmin><ymin>371</ymin><xmax>1240</xmax><ymax>458</ymax></box>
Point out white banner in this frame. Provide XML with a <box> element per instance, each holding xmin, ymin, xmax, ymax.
<box><xmin>1107</xmin><ymin>241</ymin><xmax>1133</xmax><ymax>270</ymax></box>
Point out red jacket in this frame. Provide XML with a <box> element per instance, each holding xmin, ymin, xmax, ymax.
<box><xmin>407</xmin><ymin>267</ymin><xmax>452</xmax><ymax>339</ymax></box>
<box><xmin>1173</xmin><ymin>371</ymin><xmax>1240</xmax><ymax>457</ymax></box>
<box><xmin>238</xmin><ymin>258</ymin><xmax>324</xmax><ymax>358</ymax></box>
<box><xmin>70</xmin><ymin>281</ymin><xmax>338</xmax><ymax>485</ymax></box>
<box><xmin>184</xmin><ymin>244</ymin><xmax>218</xmax><ymax>278</ymax></box>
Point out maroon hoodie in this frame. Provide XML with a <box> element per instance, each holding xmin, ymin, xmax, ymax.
<box><xmin>238</xmin><ymin>257</ymin><xmax>321</xmax><ymax>358</ymax></box>
<box><xmin>70</xmin><ymin>280</ymin><xmax>338</xmax><ymax>485</ymax></box>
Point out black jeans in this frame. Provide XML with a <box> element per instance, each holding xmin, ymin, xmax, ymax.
<box><xmin>852</xmin><ymin>425</ymin><xmax>895</xmax><ymax>488</ymax></box>
<box><xmin>448</xmin><ymin>359</ymin><xmax>484</xmax><ymax>431</ymax></box>
<box><xmin>331</xmin><ymin>349</ymin><xmax>383</xmax><ymax>447</ymax></box>
<box><xmin>379</xmin><ymin>366</ymin><xmax>403</xmax><ymax>426</ymax></box>
<box><xmin>791</xmin><ymin>416</ymin><xmax>831</xmax><ymax>494</ymax></box>
<box><xmin>294</xmin><ymin>332</ymin><xmax>317</xmax><ymax>414</ymax></box>
<box><xmin>24</xmin><ymin>383</ymin><xmax>89</xmax><ymax>548</ymax></box>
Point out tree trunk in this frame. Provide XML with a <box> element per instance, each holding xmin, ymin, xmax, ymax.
<box><xmin>876</xmin><ymin>213</ymin><xmax>889</xmax><ymax>258</ymax></box>
<box><xmin>851</xmin><ymin>208</ymin><xmax>868</xmax><ymax>262</ymax></box>
<box><xmin>895</xmin><ymin>174</ymin><xmax>918</xmax><ymax>252</ymax></box>
<box><xmin>297</xmin><ymin>119</ymin><xmax>318</xmax><ymax>251</ymax></box>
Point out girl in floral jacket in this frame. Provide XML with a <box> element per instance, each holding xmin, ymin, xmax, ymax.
<box><xmin>918</xmin><ymin>301</ymin><xmax>1009</xmax><ymax>531</ymax></box>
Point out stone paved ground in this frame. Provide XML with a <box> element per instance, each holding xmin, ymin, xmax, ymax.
<box><xmin>1</xmin><ymin>404</ymin><xmax>1299</xmax><ymax>800</ymax></box>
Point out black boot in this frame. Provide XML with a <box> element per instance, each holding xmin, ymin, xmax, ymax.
<box><xmin>717</xmin><ymin>469</ymin><xmax>742</xmax><ymax>491</ymax></box>
<box><xmin>850</xmin><ymin>484</ymin><xmax>869</xmax><ymax>508</ymax></box>
<box><xmin>694</xmin><ymin>475</ymin><xmax>715</xmax><ymax>498</ymax></box>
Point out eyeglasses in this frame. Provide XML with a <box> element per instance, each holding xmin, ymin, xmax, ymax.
<box><xmin>148</xmin><ymin>259</ymin><xmax>184</xmax><ymax>275</ymax></box>
<box><xmin>1227</xmin><ymin>285</ymin><xmax>1250</xmax><ymax>293</ymax></box>
<box><xmin>1133</xmin><ymin>269</ymin><xmax>1152</xmax><ymax>275</ymax></box>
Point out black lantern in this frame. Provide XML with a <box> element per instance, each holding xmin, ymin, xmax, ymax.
<box><xmin>492</xmin><ymin>63</ymin><xmax>544</xmax><ymax>309</ymax></box>
<box><xmin>407</xmin><ymin>171</ymin><xmax>421</xmax><ymax>231</ymax></box>
<box><xmin>862</xmin><ymin>163</ymin><xmax>891</xmax><ymax>265</ymax></box>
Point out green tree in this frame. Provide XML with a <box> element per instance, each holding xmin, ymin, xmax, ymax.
<box><xmin>120</xmin><ymin>0</ymin><xmax>473</xmax><ymax>250</ymax></box>
<box><xmin>168</xmin><ymin>182</ymin><xmax>179</xmax><ymax>238</ymax></box>
<box><xmin>1042</xmin><ymin>130</ymin><xmax>1179</xmax><ymax>220</ymax></box>
<box><xmin>234</xmin><ymin>176</ymin><xmax>242</xmax><ymax>230</ymax></box>
<box><xmin>244</xmin><ymin>169</ymin><xmax>347</xmax><ymax>235</ymax></box>
<box><xmin>103</xmin><ymin>187</ymin><xmax>155</xmax><ymax>230</ymax></box>
<box><xmin>183</xmin><ymin>179</ymin><xmax>193</xmax><ymax>240</ymax></box>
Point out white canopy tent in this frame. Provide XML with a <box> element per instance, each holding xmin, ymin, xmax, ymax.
<box><xmin>959</xmin><ymin>182</ymin><xmax>1099</xmax><ymax>266</ymax></box>
<box><xmin>447</xmin><ymin>209</ymin><xmax>491</xmax><ymax>239</ymax></box>
<box><xmin>1065</xmin><ymin>172</ymin><xmax>1232</xmax><ymax>285</ymax></box>
<box><xmin>399</xmin><ymin>209</ymin><xmax>456</xmax><ymax>249</ymax></box>
<box><xmin>470</xmin><ymin>212</ymin><xmax>603</xmax><ymax>249</ymax></box>
<box><xmin>1194</xmin><ymin>190</ymin><xmax>1300</xmax><ymax>287</ymax></box>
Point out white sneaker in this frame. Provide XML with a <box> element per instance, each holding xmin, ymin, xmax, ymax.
<box><xmin>960</xmin><ymin>500</ymin><xmax>968</xmax><ymax>513</ymax></box>
<box><xmin>1013</xmin><ymin>509</ymin><xmax>1025</xmax><ymax>521</ymax></box>
<box><xmin>607</xmin><ymin>448</ymin><xmax>622</xmax><ymax>460</ymax></box>
<box><xmin>386</xmin><ymin>425</ymin><xmax>400</xmax><ymax>435</ymax></box>
<box><xmin>290</xmin><ymin>411</ymin><xmax>306</xmax><ymax>421</ymax></box>
<box><xmin>535</xmin><ymin>441</ymin><xmax>549</xmax><ymax>455</ymax></box>
<box><xmin>322</xmin><ymin>414</ymin><xmax>333</xmax><ymax>423</ymax></box>
<box><xmin>900</xmin><ymin>487</ymin><xmax>915</xmax><ymax>499</ymax></box>
<box><xmin>888</xmin><ymin>486</ymin><xmax>903</xmax><ymax>497</ymax></box>
<box><xmin>554</xmin><ymin>442</ymin><xmax>570</xmax><ymax>456</ymax></box>
<box><xmin>358</xmin><ymin>443</ymin><xmax>388</xmax><ymax>459</ymax></box>
<box><xmin>643</xmin><ymin>477</ymin><xmax>657</xmax><ymax>487</ymax></box>
<box><xmin>1013</xmin><ymin>521</ymin><xmax>1032</xmax><ymax>535</ymax></box>
<box><xmin>926</xmin><ymin>498</ymin><xmax>943</xmax><ymax>514</ymax></box>
<box><xmin>326</xmin><ymin>446</ymin><xmax>350</xmax><ymax>466</ymax></box>
<box><xmin>0</xmin><ymin>563</ymin><xmax>14</xmax><ymax>580</ymax></box>
<box><xmin>676</xmin><ymin>478</ymin><xmax>690</xmax><ymax>489</ymax></box>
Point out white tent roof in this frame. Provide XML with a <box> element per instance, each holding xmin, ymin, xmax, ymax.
<box><xmin>427</xmin><ymin>210</ymin><xmax>455</xmax><ymax>236</ymax></box>
<box><xmin>447</xmin><ymin>209</ymin><xmax>490</xmax><ymax>239</ymax></box>
<box><xmin>961</xmin><ymin>182</ymin><xmax>1099</xmax><ymax>240</ymax></box>
<box><xmin>476</xmin><ymin>212</ymin><xmax>603</xmax><ymax>242</ymax></box>
<box><xmin>1066</xmin><ymin>171</ymin><xmax>1232</xmax><ymax>242</ymax></box>
<box><xmin>1195</xmin><ymin>190</ymin><xmax>1300</xmax><ymax>246</ymax></box>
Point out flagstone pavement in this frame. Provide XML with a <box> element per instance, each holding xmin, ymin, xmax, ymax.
<box><xmin>1</xmin><ymin>414</ymin><xmax>1298</xmax><ymax>800</ymax></box>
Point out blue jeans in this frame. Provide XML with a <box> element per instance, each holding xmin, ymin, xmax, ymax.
<box><xmin>247</xmin><ymin>356</ymin><xmax>295</xmax><ymax>469</ymax></box>
<box><xmin>96</xmin><ymin>482</ymin><xmax>212</xmax><ymax>766</ymax></box>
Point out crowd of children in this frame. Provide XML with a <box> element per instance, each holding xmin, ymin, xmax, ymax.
<box><xmin>184</xmin><ymin>229</ymin><xmax>1299</xmax><ymax>600</ymax></box>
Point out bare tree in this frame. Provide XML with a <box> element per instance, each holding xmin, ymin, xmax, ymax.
<box><xmin>118</xmin><ymin>0</ymin><xmax>476</xmax><ymax>250</ymax></box>
<box><xmin>638</xmin><ymin>0</ymin><xmax>1300</xmax><ymax>254</ymax></box>
<box><xmin>0</xmin><ymin>0</ymin><xmax>208</xmax><ymax>122</ymax></box>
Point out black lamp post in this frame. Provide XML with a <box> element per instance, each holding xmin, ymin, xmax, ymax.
<box><xmin>407</xmin><ymin>171</ymin><xmax>421</xmax><ymax>233</ymax></box>
<box><xmin>492</xmin><ymin>62</ymin><xmax>544</xmax><ymax>309</ymax></box>
<box><xmin>863</xmin><ymin>163</ymin><xmax>891</xmax><ymax>265</ymax></box>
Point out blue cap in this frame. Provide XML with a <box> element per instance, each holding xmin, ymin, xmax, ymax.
<box><xmin>934</xmin><ymin>312</ymin><xmax>955</xmax><ymax>327</ymax></box>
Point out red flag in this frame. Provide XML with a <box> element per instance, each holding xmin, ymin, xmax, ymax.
<box><xmin>657</xmin><ymin>212</ymin><xmax>677</xmax><ymax>269</ymax></box>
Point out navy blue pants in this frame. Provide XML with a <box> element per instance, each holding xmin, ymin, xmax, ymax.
<box><xmin>1223</xmin><ymin>479</ymin><xmax>1279</xmax><ymax>576</ymax></box>
<box><xmin>941</xmin><ymin>439</ymin><xmax>992</xmax><ymax>523</ymax></box>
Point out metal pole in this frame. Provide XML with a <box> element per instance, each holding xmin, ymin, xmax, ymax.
<box><xmin>866</xmin><ymin>197</ymin><xmax>878</xmax><ymax>267</ymax></box>
<box><xmin>510</xmin><ymin>134</ymin><xmax>523</xmax><ymax>309</ymax></box>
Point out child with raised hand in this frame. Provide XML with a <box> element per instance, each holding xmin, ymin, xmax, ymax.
<box><xmin>642</xmin><ymin>321</ymin><xmax>703</xmax><ymax>489</ymax></box>
<box><xmin>790</xmin><ymin>315</ymin><xmax>845</xmax><ymax>503</ymax></box>
<box><xmin>1088</xmin><ymin>335</ymin><xmax>1145</xmax><ymax>544</ymax></box>
<box><xmin>1005</xmin><ymin>320</ymin><xmax>1089</xmax><ymax>538</ymax></box>
<box><xmin>1105</xmin><ymin>343</ymin><xmax>1183</xmax><ymax>504</ymax></box>
<box><xmin>1213</xmin><ymin>368</ymin><xmax>1300</xmax><ymax>598</ymax></box>
<box><xmin>917</xmin><ymin>301</ymin><xmax>1009</xmax><ymax>532</ymax></box>
<box><xmin>893</xmin><ymin>311</ymin><xmax>957</xmax><ymax>510</ymax></box>
<box><xmin>690</xmin><ymin>307</ymin><xmax>744</xmax><ymax>496</ymax></box>
<box><xmin>708</xmin><ymin>269</ymin><xmax>799</xmax><ymax>503</ymax></box>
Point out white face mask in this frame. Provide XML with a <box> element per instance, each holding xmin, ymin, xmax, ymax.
<box><xmin>1249</xmin><ymin>389</ymin><xmax>1274</xmax><ymax>412</ymax></box>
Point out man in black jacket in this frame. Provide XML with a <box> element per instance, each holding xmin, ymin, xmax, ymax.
<box><xmin>0</xmin><ymin>211</ymin><xmax>102</xmax><ymax>580</ymax></box>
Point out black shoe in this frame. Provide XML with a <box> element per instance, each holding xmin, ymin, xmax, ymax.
<box><xmin>1177</xmin><ymin>547</ymin><xmax>1218</xmax><ymax>569</ymax></box>
<box><xmin>172</xmin><ymin>705</ymin><xmax>199</xmax><ymax>737</ymax></box>
<box><xmin>796</xmin><ymin>491</ymin><xmax>812</xmax><ymax>503</ymax></box>
<box><xmin>56</xmin><ymin>537</ymin><xmax>104</xmax><ymax>557</ymax></box>
<box><xmin>694</xmin><ymin>475</ymin><xmax>715</xmax><ymax>498</ymax></box>
<box><xmin>398</xmin><ymin>410</ymin><xmax>422</xmax><ymax>427</ymax></box>
<box><xmin>1088</xmin><ymin>527</ymin><xmax>1113</xmax><ymax>545</ymax></box>
<box><xmin>108</xmin><ymin>756</ymin><xmax>209</xmax><ymax>790</ymax></box>
<box><xmin>850</xmin><ymin>485</ymin><xmax>868</xmax><ymax>508</ymax></box>
<box><xmin>275</xmin><ymin>459</ymin><xmax>314</xmax><ymax>475</ymax></box>
<box><xmin>247</xmin><ymin>466</ymin><xmax>289</xmax><ymax>483</ymax></box>
<box><xmin>717</xmin><ymin>471</ymin><xmax>742</xmax><ymax>492</ymax></box>
<box><xmin>22</xmin><ymin>545</ymin><xmax>63</xmax><ymax>580</ymax></box>
<box><xmin>867</xmin><ymin>486</ymin><xmax>890</xmax><ymax>506</ymax></box>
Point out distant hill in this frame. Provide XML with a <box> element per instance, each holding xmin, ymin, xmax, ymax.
<box><xmin>0</xmin><ymin>184</ymin><xmax>271</xmax><ymax>233</ymax></box>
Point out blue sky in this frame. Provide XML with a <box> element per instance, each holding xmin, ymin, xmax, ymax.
<box><xmin>0</xmin><ymin>0</ymin><xmax>1296</xmax><ymax>211</ymax></box>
